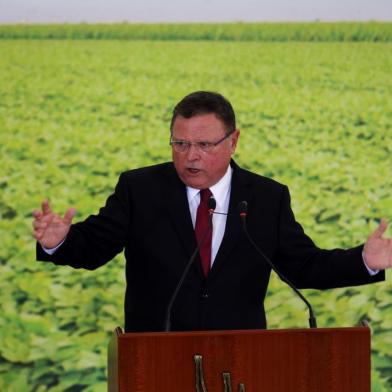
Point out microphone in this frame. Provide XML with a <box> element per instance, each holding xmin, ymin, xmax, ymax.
<box><xmin>238</xmin><ymin>201</ymin><xmax>317</xmax><ymax>328</ymax></box>
<box><xmin>163</xmin><ymin>195</ymin><xmax>215</xmax><ymax>332</ymax></box>
<box><xmin>208</xmin><ymin>196</ymin><xmax>216</xmax><ymax>213</ymax></box>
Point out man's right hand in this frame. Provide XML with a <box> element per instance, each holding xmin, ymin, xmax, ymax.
<box><xmin>32</xmin><ymin>199</ymin><xmax>76</xmax><ymax>249</ymax></box>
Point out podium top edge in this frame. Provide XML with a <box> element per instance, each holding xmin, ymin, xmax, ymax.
<box><xmin>114</xmin><ymin>326</ymin><xmax>370</xmax><ymax>338</ymax></box>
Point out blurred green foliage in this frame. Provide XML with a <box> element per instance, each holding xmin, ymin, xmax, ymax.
<box><xmin>0</xmin><ymin>22</ymin><xmax>392</xmax><ymax>41</ymax></box>
<box><xmin>0</xmin><ymin>34</ymin><xmax>391</xmax><ymax>391</ymax></box>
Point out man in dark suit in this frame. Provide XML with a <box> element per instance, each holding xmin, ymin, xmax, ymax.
<box><xmin>34</xmin><ymin>91</ymin><xmax>390</xmax><ymax>332</ymax></box>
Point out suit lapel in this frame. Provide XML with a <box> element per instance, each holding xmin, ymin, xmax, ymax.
<box><xmin>163</xmin><ymin>164</ymin><xmax>201</xmax><ymax>274</ymax></box>
<box><xmin>208</xmin><ymin>162</ymin><xmax>253</xmax><ymax>280</ymax></box>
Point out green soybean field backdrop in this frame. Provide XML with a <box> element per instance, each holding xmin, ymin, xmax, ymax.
<box><xmin>0</xmin><ymin>23</ymin><xmax>391</xmax><ymax>391</ymax></box>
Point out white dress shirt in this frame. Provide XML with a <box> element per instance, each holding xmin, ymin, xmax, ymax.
<box><xmin>186</xmin><ymin>166</ymin><xmax>232</xmax><ymax>266</ymax></box>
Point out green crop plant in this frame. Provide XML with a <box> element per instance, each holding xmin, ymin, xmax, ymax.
<box><xmin>0</xmin><ymin>22</ymin><xmax>391</xmax><ymax>41</ymax></box>
<box><xmin>0</xmin><ymin>33</ymin><xmax>391</xmax><ymax>391</ymax></box>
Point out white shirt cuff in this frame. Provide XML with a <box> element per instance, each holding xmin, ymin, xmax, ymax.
<box><xmin>42</xmin><ymin>238</ymin><xmax>66</xmax><ymax>255</ymax></box>
<box><xmin>362</xmin><ymin>251</ymin><xmax>379</xmax><ymax>276</ymax></box>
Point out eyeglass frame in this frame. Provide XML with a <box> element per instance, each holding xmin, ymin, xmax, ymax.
<box><xmin>169</xmin><ymin>130</ymin><xmax>235</xmax><ymax>153</ymax></box>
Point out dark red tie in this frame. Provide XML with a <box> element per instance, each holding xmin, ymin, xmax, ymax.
<box><xmin>195</xmin><ymin>188</ymin><xmax>213</xmax><ymax>277</ymax></box>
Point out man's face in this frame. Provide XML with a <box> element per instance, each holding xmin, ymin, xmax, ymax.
<box><xmin>171</xmin><ymin>113</ymin><xmax>240</xmax><ymax>189</ymax></box>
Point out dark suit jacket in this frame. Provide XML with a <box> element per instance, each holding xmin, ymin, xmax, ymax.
<box><xmin>37</xmin><ymin>161</ymin><xmax>384</xmax><ymax>332</ymax></box>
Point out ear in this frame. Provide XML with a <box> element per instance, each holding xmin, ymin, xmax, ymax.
<box><xmin>230</xmin><ymin>129</ymin><xmax>240</xmax><ymax>154</ymax></box>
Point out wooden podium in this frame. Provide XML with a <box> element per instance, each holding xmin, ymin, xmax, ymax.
<box><xmin>108</xmin><ymin>326</ymin><xmax>370</xmax><ymax>391</ymax></box>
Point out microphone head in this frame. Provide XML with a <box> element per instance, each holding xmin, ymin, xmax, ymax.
<box><xmin>238</xmin><ymin>201</ymin><xmax>248</xmax><ymax>217</ymax></box>
<box><xmin>208</xmin><ymin>196</ymin><xmax>216</xmax><ymax>212</ymax></box>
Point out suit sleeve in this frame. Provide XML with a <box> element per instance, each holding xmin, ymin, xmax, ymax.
<box><xmin>275</xmin><ymin>186</ymin><xmax>385</xmax><ymax>289</ymax></box>
<box><xmin>36</xmin><ymin>172</ymin><xmax>131</xmax><ymax>270</ymax></box>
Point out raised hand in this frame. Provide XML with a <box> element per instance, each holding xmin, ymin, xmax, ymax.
<box><xmin>32</xmin><ymin>199</ymin><xmax>76</xmax><ymax>249</ymax></box>
<box><xmin>363</xmin><ymin>219</ymin><xmax>392</xmax><ymax>270</ymax></box>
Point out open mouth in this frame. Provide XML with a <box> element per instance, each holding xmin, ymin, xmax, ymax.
<box><xmin>187</xmin><ymin>168</ymin><xmax>201</xmax><ymax>174</ymax></box>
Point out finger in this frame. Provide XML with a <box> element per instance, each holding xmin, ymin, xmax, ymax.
<box><xmin>42</xmin><ymin>199</ymin><xmax>52</xmax><ymax>215</ymax></box>
<box><xmin>32</xmin><ymin>210</ymin><xmax>43</xmax><ymax>219</ymax></box>
<box><xmin>32</xmin><ymin>220</ymin><xmax>48</xmax><ymax>230</ymax></box>
<box><xmin>32</xmin><ymin>229</ymin><xmax>44</xmax><ymax>241</ymax></box>
<box><xmin>370</xmin><ymin>218</ymin><xmax>388</xmax><ymax>239</ymax></box>
<box><xmin>63</xmin><ymin>208</ymin><xmax>76</xmax><ymax>225</ymax></box>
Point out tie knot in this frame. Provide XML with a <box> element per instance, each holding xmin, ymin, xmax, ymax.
<box><xmin>200</xmin><ymin>188</ymin><xmax>212</xmax><ymax>203</ymax></box>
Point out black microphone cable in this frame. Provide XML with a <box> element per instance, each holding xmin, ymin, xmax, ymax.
<box><xmin>238</xmin><ymin>201</ymin><xmax>317</xmax><ymax>328</ymax></box>
<box><xmin>163</xmin><ymin>196</ymin><xmax>216</xmax><ymax>332</ymax></box>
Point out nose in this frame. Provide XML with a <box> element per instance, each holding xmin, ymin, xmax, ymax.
<box><xmin>186</xmin><ymin>144</ymin><xmax>201</xmax><ymax>160</ymax></box>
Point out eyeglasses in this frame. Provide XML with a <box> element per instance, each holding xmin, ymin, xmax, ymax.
<box><xmin>170</xmin><ymin>131</ymin><xmax>234</xmax><ymax>153</ymax></box>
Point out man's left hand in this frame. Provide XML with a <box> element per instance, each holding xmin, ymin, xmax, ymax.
<box><xmin>363</xmin><ymin>219</ymin><xmax>392</xmax><ymax>270</ymax></box>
